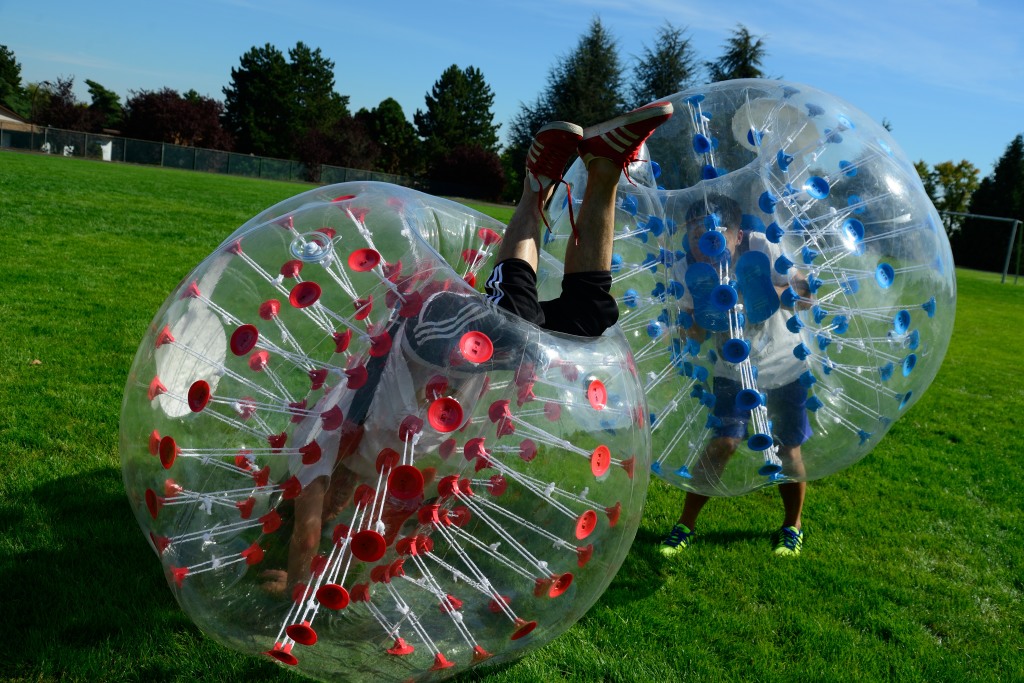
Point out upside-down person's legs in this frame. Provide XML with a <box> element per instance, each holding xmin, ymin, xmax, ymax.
<box><xmin>493</xmin><ymin>121</ymin><xmax>585</xmax><ymax>271</ymax></box>
<box><xmin>564</xmin><ymin>157</ymin><xmax>619</xmax><ymax>274</ymax></box>
<box><xmin>541</xmin><ymin>101</ymin><xmax>674</xmax><ymax>337</ymax></box>
<box><xmin>491</xmin><ymin>176</ymin><xmax>551</xmax><ymax>271</ymax></box>
<box><xmin>486</xmin><ymin>122</ymin><xmax>583</xmax><ymax>326</ymax></box>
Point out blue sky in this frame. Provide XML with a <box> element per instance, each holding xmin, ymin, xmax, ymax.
<box><xmin>4</xmin><ymin>0</ymin><xmax>1022</xmax><ymax>175</ymax></box>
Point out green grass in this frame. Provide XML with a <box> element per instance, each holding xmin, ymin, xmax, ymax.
<box><xmin>1</xmin><ymin>151</ymin><xmax>1022</xmax><ymax>683</ymax></box>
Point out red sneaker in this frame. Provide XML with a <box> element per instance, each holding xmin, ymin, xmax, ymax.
<box><xmin>579</xmin><ymin>101</ymin><xmax>674</xmax><ymax>172</ymax></box>
<box><xmin>525</xmin><ymin>121</ymin><xmax>583</xmax><ymax>192</ymax></box>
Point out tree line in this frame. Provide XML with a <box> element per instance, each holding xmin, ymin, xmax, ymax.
<box><xmin>0</xmin><ymin>20</ymin><xmax>1020</xmax><ymax>272</ymax></box>
<box><xmin>0</xmin><ymin>20</ymin><xmax>767</xmax><ymax>198</ymax></box>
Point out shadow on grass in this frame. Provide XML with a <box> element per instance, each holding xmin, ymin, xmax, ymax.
<box><xmin>598</xmin><ymin>526</ymin><xmax>770</xmax><ymax>599</ymax></box>
<box><xmin>0</xmin><ymin>467</ymin><xmax>291</xmax><ymax>681</ymax></box>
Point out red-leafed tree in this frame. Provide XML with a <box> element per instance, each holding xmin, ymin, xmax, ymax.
<box><xmin>123</xmin><ymin>88</ymin><xmax>232</xmax><ymax>149</ymax></box>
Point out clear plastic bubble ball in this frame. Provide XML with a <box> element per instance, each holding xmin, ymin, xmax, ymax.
<box><xmin>120</xmin><ymin>182</ymin><xmax>650</xmax><ymax>681</ymax></box>
<box><xmin>549</xmin><ymin>80</ymin><xmax>955</xmax><ymax>496</ymax></box>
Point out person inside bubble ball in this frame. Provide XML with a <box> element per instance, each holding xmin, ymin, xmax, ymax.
<box><xmin>260</xmin><ymin>101</ymin><xmax>675</xmax><ymax>597</ymax></box>
<box><xmin>660</xmin><ymin>193</ymin><xmax>813</xmax><ymax>557</ymax></box>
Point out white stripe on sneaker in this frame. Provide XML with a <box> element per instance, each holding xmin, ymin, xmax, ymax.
<box><xmin>608</xmin><ymin>128</ymin><xmax>638</xmax><ymax>146</ymax></box>
<box><xmin>600</xmin><ymin>133</ymin><xmax>626</xmax><ymax>153</ymax></box>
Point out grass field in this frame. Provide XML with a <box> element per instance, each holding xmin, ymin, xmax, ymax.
<box><xmin>1</xmin><ymin>151</ymin><xmax>1022</xmax><ymax>683</ymax></box>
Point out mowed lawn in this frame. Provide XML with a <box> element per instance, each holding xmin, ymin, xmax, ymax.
<box><xmin>0</xmin><ymin>151</ymin><xmax>1021</xmax><ymax>683</ymax></box>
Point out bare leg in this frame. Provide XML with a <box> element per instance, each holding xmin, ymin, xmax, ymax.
<box><xmin>778</xmin><ymin>445</ymin><xmax>806</xmax><ymax>529</ymax></box>
<box><xmin>260</xmin><ymin>476</ymin><xmax>327</xmax><ymax>596</ymax></box>
<box><xmin>492</xmin><ymin>177</ymin><xmax>553</xmax><ymax>270</ymax></box>
<box><xmin>287</xmin><ymin>477</ymin><xmax>327</xmax><ymax>590</ymax></box>
<box><xmin>679</xmin><ymin>492</ymin><xmax>710</xmax><ymax>530</ymax></box>
<box><xmin>676</xmin><ymin>436</ymin><xmax>740</xmax><ymax>529</ymax></box>
<box><xmin>565</xmin><ymin>158</ymin><xmax>619</xmax><ymax>274</ymax></box>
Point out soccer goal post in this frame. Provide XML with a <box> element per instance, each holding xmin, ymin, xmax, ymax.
<box><xmin>942</xmin><ymin>211</ymin><xmax>1022</xmax><ymax>284</ymax></box>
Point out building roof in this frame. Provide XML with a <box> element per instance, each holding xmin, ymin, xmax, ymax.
<box><xmin>0</xmin><ymin>104</ymin><xmax>27</xmax><ymax>124</ymax></box>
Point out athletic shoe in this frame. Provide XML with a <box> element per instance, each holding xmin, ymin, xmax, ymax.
<box><xmin>772</xmin><ymin>526</ymin><xmax>803</xmax><ymax>556</ymax></box>
<box><xmin>659</xmin><ymin>523</ymin><xmax>695</xmax><ymax>556</ymax></box>
<box><xmin>525</xmin><ymin>121</ymin><xmax>583</xmax><ymax>240</ymax></box>
<box><xmin>525</xmin><ymin>121</ymin><xmax>583</xmax><ymax>192</ymax></box>
<box><xmin>579</xmin><ymin>101</ymin><xmax>674</xmax><ymax>177</ymax></box>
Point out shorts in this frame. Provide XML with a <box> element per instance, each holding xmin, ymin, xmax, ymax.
<box><xmin>484</xmin><ymin>258</ymin><xmax>619</xmax><ymax>337</ymax></box>
<box><xmin>712</xmin><ymin>376</ymin><xmax>811</xmax><ymax>447</ymax></box>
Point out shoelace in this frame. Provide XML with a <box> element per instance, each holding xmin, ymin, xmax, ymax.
<box><xmin>664</xmin><ymin>525</ymin><xmax>690</xmax><ymax>547</ymax></box>
<box><xmin>620</xmin><ymin>152</ymin><xmax>653</xmax><ymax>187</ymax></box>
<box><xmin>529</xmin><ymin>172</ymin><xmax>579</xmax><ymax>245</ymax></box>
<box><xmin>779</xmin><ymin>528</ymin><xmax>802</xmax><ymax>550</ymax></box>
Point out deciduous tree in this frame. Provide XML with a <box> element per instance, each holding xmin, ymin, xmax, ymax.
<box><xmin>914</xmin><ymin>159</ymin><xmax>980</xmax><ymax>236</ymax></box>
<box><xmin>123</xmin><ymin>88</ymin><xmax>231</xmax><ymax>149</ymax></box>
<box><xmin>35</xmin><ymin>76</ymin><xmax>94</xmax><ymax>130</ymax></box>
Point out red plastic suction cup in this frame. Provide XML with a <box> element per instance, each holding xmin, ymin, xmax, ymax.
<box><xmin>590</xmin><ymin>444</ymin><xmax>611</xmax><ymax>477</ymax></box>
<box><xmin>587</xmin><ymin>380</ymin><xmax>608</xmax><ymax>410</ymax></box>
<box><xmin>258</xmin><ymin>299</ymin><xmax>281</xmax><ymax>320</ymax></box>
<box><xmin>285</xmin><ymin>621</ymin><xmax>317</xmax><ymax>646</ymax></box>
<box><xmin>348</xmin><ymin>247</ymin><xmax>381</xmax><ymax>272</ymax></box>
<box><xmin>575</xmin><ymin>509</ymin><xmax>598</xmax><ymax>540</ymax></box>
<box><xmin>350</xmin><ymin>529</ymin><xmax>386</xmax><ymax>562</ymax></box>
<box><xmin>511</xmin><ymin>619</ymin><xmax>538</xmax><ymax>640</ymax></box>
<box><xmin>187</xmin><ymin>380</ymin><xmax>210</xmax><ymax>413</ymax></box>
<box><xmin>289</xmin><ymin>281</ymin><xmax>321</xmax><ymax>308</ymax></box>
<box><xmin>280</xmin><ymin>259</ymin><xmax>303</xmax><ymax>279</ymax></box>
<box><xmin>388</xmin><ymin>465</ymin><xmax>425</xmax><ymax>500</ymax></box>
<box><xmin>548</xmin><ymin>571</ymin><xmax>574</xmax><ymax>597</ymax></box>
<box><xmin>230</xmin><ymin>324</ymin><xmax>259</xmax><ymax>356</ymax></box>
<box><xmin>266</xmin><ymin>643</ymin><xmax>298</xmax><ymax>666</ymax></box>
<box><xmin>159</xmin><ymin>436</ymin><xmax>179</xmax><ymax>469</ymax></box>
<box><xmin>459</xmin><ymin>331</ymin><xmax>494</xmax><ymax>363</ymax></box>
<box><xmin>316</xmin><ymin>583</ymin><xmax>350</xmax><ymax>610</ymax></box>
<box><xmin>427</xmin><ymin>397</ymin><xmax>463</xmax><ymax>433</ymax></box>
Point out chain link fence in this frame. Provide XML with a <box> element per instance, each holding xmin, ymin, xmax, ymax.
<box><xmin>0</xmin><ymin>121</ymin><xmax>426</xmax><ymax>189</ymax></box>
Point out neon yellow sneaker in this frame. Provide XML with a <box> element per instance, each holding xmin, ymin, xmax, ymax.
<box><xmin>659</xmin><ymin>523</ymin><xmax>695</xmax><ymax>556</ymax></box>
<box><xmin>772</xmin><ymin>526</ymin><xmax>803</xmax><ymax>556</ymax></box>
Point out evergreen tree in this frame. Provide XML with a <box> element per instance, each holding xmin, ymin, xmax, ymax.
<box><xmin>954</xmin><ymin>135</ymin><xmax>1024</xmax><ymax>271</ymax></box>
<box><xmin>548</xmin><ymin>17</ymin><xmax>625</xmax><ymax>127</ymax></box>
<box><xmin>85</xmin><ymin>79</ymin><xmax>123</xmax><ymax>131</ymax></box>
<box><xmin>288</xmin><ymin>42</ymin><xmax>350</xmax><ymax>138</ymax></box>
<box><xmin>629</xmin><ymin>22</ymin><xmax>699</xmax><ymax>107</ymax></box>
<box><xmin>706</xmin><ymin>24</ymin><xmax>768</xmax><ymax>82</ymax></box>
<box><xmin>506</xmin><ymin>17</ymin><xmax>625</xmax><ymax>198</ymax></box>
<box><xmin>0</xmin><ymin>44</ymin><xmax>28</xmax><ymax>116</ymax></box>
<box><xmin>222</xmin><ymin>44</ymin><xmax>295</xmax><ymax>157</ymax></box>
<box><xmin>356</xmin><ymin>98</ymin><xmax>421</xmax><ymax>175</ymax></box>
<box><xmin>415</xmin><ymin>64</ymin><xmax>500</xmax><ymax>161</ymax></box>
